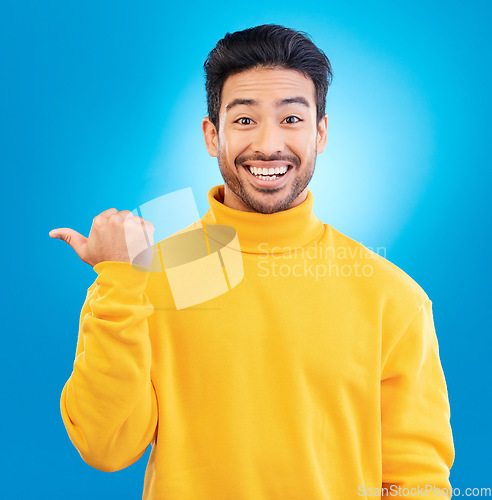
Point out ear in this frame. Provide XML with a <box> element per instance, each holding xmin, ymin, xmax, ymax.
<box><xmin>202</xmin><ymin>117</ymin><xmax>219</xmax><ymax>157</ymax></box>
<box><xmin>316</xmin><ymin>114</ymin><xmax>328</xmax><ymax>154</ymax></box>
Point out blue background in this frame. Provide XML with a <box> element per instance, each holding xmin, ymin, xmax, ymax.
<box><xmin>1</xmin><ymin>0</ymin><xmax>490</xmax><ymax>497</ymax></box>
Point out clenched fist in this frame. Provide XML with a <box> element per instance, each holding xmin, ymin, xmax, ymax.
<box><xmin>49</xmin><ymin>208</ymin><xmax>155</xmax><ymax>268</ymax></box>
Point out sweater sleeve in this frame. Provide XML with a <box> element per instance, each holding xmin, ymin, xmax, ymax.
<box><xmin>380</xmin><ymin>299</ymin><xmax>455</xmax><ymax>499</ymax></box>
<box><xmin>60</xmin><ymin>261</ymin><xmax>158</xmax><ymax>472</ymax></box>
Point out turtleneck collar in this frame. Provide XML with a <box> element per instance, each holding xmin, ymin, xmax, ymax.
<box><xmin>201</xmin><ymin>185</ymin><xmax>325</xmax><ymax>254</ymax></box>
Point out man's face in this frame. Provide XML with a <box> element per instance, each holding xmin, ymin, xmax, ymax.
<box><xmin>202</xmin><ymin>67</ymin><xmax>328</xmax><ymax>214</ymax></box>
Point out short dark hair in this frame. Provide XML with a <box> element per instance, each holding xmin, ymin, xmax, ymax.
<box><xmin>204</xmin><ymin>24</ymin><xmax>333</xmax><ymax>128</ymax></box>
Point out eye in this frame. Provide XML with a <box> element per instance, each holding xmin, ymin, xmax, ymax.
<box><xmin>235</xmin><ymin>117</ymin><xmax>254</xmax><ymax>125</ymax></box>
<box><xmin>283</xmin><ymin>116</ymin><xmax>302</xmax><ymax>124</ymax></box>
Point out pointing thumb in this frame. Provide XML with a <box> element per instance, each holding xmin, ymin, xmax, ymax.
<box><xmin>49</xmin><ymin>228</ymin><xmax>88</xmax><ymax>262</ymax></box>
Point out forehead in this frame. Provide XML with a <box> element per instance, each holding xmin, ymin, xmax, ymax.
<box><xmin>220</xmin><ymin>67</ymin><xmax>316</xmax><ymax>111</ymax></box>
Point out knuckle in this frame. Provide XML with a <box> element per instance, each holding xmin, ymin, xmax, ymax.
<box><xmin>109</xmin><ymin>213</ymin><xmax>123</xmax><ymax>223</ymax></box>
<box><xmin>94</xmin><ymin>214</ymin><xmax>107</xmax><ymax>226</ymax></box>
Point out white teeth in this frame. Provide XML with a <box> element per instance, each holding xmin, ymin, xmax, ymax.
<box><xmin>248</xmin><ymin>165</ymin><xmax>289</xmax><ymax>175</ymax></box>
<box><xmin>258</xmin><ymin>175</ymin><xmax>278</xmax><ymax>180</ymax></box>
<box><xmin>247</xmin><ymin>165</ymin><xmax>290</xmax><ymax>180</ymax></box>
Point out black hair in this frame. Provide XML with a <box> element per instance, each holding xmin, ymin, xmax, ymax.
<box><xmin>204</xmin><ymin>24</ymin><xmax>333</xmax><ymax>128</ymax></box>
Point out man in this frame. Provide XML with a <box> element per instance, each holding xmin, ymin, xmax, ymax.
<box><xmin>50</xmin><ymin>24</ymin><xmax>454</xmax><ymax>499</ymax></box>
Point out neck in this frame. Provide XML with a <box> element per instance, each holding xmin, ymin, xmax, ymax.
<box><xmin>202</xmin><ymin>185</ymin><xmax>325</xmax><ymax>254</ymax></box>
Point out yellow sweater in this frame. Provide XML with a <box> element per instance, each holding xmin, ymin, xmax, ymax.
<box><xmin>61</xmin><ymin>185</ymin><xmax>454</xmax><ymax>499</ymax></box>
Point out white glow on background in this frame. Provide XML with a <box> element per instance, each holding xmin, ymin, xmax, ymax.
<box><xmin>147</xmin><ymin>31</ymin><xmax>435</xmax><ymax>250</ymax></box>
<box><xmin>145</xmin><ymin>73</ymin><xmax>223</xmax><ymax>218</ymax></box>
<box><xmin>311</xmin><ymin>30</ymin><xmax>436</xmax><ymax>248</ymax></box>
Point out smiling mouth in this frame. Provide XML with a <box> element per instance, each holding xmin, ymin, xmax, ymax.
<box><xmin>243</xmin><ymin>164</ymin><xmax>292</xmax><ymax>181</ymax></box>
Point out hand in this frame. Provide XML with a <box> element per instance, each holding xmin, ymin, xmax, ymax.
<box><xmin>49</xmin><ymin>208</ymin><xmax>155</xmax><ymax>268</ymax></box>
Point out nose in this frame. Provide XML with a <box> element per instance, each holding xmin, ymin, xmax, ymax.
<box><xmin>251</xmin><ymin>122</ymin><xmax>284</xmax><ymax>156</ymax></box>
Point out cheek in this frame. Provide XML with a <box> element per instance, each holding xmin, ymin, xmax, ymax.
<box><xmin>220</xmin><ymin>131</ymin><xmax>248</xmax><ymax>161</ymax></box>
<box><xmin>217</xmin><ymin>131</ymin><xmax>230</xmax><ymax>159</ymax></box>
<box><xmin>291</xmin><ymin>133</ymin><xmax>317</xmax><ymax>159</ymax></box>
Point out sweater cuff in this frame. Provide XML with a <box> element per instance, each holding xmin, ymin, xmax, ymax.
<box><xmin>93</xmin><ymin>261</ymin><xmax>151</xmax><ymax>306</ymax></box>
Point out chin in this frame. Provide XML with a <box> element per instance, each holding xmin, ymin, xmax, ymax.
<box><xmin>246</xmin><ymin>190</ymin><xmax>300</xmax><ymax>214</ymax></box>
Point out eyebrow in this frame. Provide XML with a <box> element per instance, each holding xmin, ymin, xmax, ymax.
<box><xmin>225</xmin><ymin>96</ymin><xmax>310</xmax><ymax>111</ymax></box>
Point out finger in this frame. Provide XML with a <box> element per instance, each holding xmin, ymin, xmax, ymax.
<box><xmin>98</xmin><ymin>208</ymin><xmax>119</xmax><ymax>218</ymax></box>
<box><xmin>143</xmin><ymin>220</ymin><xmax>155</xmax><ymax>232</ymax></box>
<box><xmin>118</xmin><ymin>210</ymin><xmax>138</xmax><ymax>220</ymax></box>
<box><xmin>108</xmin><ymin>210</ymin><xmax>133</xmax><ymax>220</ymax></box>
<box><xmin>124</xmin><ymin>217</ymin><xmax>154</xmax><ymax>234</ymax></box>
<box><xmin>49</xmin><ymin>228</ymin><xmax>88</xmax><ymax>260</ymax></box>
<box><xmin>126</xmin><ymin>215</ymin><xmax>145</xmax><ymax>224</ymax></box>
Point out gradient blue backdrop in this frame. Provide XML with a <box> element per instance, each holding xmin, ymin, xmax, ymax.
<box><xmin>1</xmin><ymin>0</ymin><xmax>490</xmax><ymax>498</ymax></box>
